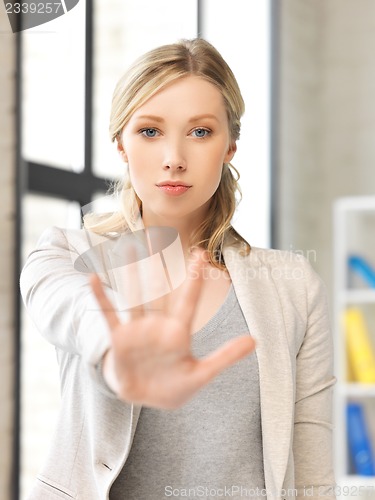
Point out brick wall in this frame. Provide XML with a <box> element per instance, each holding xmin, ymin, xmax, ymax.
<box><xmin>0</xmin><ymin>6</ymin><xmax>16</xmax><ymax>499</ymax></box>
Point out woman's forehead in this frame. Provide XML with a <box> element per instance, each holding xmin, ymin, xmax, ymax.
<box><xmin>131</xmin><ymin>76</ymin><xmax>227</xmax><ymax>121</ymax></box>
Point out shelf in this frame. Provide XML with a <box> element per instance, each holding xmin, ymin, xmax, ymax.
<box><xmin>335</xmin><ymin>196</ymin><xmax>375</xmax><ymax>212</ymax></box>
<box><xmin>332</xmin><ymin>476</ymin><xmax>375</xmax><ymax>500</ymax></box>
<box><xmin>338</xmin><ymin>384</ymin><xmax>375</xmax><ymax>397</ymax></box>
<box><xmin>333</xmin><ymin>196</ymin><xmax>375</xmax><ymax>484</ymax></box>
<box><xmin>337</xmin><ymin>475</ymin><xmax>375</xmax><ymax>487</ymax></box>
<box><xmin>338</xmin><ymin>289</ymin><xmax>375</xmax><ymax>304</ymax></box>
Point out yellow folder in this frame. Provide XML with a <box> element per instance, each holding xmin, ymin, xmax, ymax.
<box><xmin>344</xmin><ymin>308</ymin><xmax>375</xmax><ymax>383</ymax></box>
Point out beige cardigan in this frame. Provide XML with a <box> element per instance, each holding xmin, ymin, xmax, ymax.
<box><xmin>20</xmin><ymin>226</ymin><xmax>336</xmax><ymax>500</ymax></box>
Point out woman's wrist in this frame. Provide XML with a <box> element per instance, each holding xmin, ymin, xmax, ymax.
<box><xmin>102</xmin><ymin>348</ymin><xmax>121</xmax><ymax>395</ymax></box>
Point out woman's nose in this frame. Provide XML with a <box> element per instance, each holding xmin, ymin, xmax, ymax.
<box><xmin>162</xmin><ymin>140</ymin><xmax>187</xmax><ymax>171</ymax></box>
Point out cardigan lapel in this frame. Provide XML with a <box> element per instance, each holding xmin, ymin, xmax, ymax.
<box><xmin>223</xmin><ymin>244</ymin><xmax>294</xmax><ymax>499</ymax></box>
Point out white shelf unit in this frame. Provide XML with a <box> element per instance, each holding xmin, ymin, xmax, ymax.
<box><xmin>333</xmin><ymin>196</ymin><xmax>375</xmax><ymax>492</ymax></box>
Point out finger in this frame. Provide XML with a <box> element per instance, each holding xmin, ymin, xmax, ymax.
<box><xmin>172</xmin><ymin>248</ymin><xmax>205</xmax><ymax>330</ymax></box>
<box><xmin>122</xmin><ymin>243</ymin><xmax>145</xmax><ymax>321</ymax></box>
<box><xmin>142</xmin><ymin>227</ymin><xmax>169</xmax><ymax>315</ymax></box>
<box><xmin>193</xmin><ymin>336</ymin><xmax>255</xmax><ymax>387</ymax></box>
<box><xmin>90</xmin><ymin>274</ymin><xmax>121</xmax><ymax>331</ymax></box>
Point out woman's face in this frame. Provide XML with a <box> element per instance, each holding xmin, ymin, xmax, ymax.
<box><xmin>119</xmin><ymin>75</ymin><xmax>236</xmax><ymax>226</ymax></box>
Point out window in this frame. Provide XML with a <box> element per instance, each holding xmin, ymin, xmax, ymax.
<box><xmin>16</xmin><ymin>2</ymin><xmax>272</xmax><ymax>497</ymax></box>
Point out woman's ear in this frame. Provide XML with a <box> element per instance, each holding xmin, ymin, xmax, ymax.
<box><xmin>224</xmin><ymin>142</ymin><xmax>237</xmax><ymax>164</ymax></box>
<box><xmin>117</xmin><ymin>139</ymin><xmax>128</xmax><ymax>163</ymax></box>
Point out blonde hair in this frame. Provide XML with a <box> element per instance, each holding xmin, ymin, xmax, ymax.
<box><xmin>84</xmin><ymin>38</ymin><xmax>251</xmax><ymax>269</ymax></box>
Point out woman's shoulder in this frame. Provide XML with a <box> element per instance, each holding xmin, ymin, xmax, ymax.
<box><xmin>250</xmin><ymin>245</ymin><xmax>310</xmax><ymax>266</ymax></box>
<box><xmin>35</xmin><ymin>225</ymin><xmax>123</xmax><ymax>251</ymax></box>
<box><xmin>232</xmin><ymin>243</ymin><xmax>312</xmax><ymax>268</ymax></box>
<box><xmin>230</xmin><ymin>243</ymin><xmax>325</xmax><ymax>290</ymax></box>
<box><xmin>250</xmin><ymin>246</ymin><xmax>328</xmax><ymax>304</ymax></box>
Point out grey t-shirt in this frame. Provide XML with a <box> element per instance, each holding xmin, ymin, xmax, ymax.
<box><xmin>110</xmin><ymin>283</ymin><xmax>265</xmax><ymax>499</ymax></box>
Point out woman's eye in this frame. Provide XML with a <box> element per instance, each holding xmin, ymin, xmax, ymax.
<box><xmin>140</xmin><ymin>128</ymin><xmax>159</xmax><ymax>138</ymax></box>
<box><xmin>192</xmin><ymin>128</ymin><xmax>210</xmax><ymax>138</ymax></box>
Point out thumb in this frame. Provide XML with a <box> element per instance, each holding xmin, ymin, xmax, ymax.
<box><xmin>192</xmin><ymin>335</ymin><xmax>255</xmax><ymax>387</ymax></box>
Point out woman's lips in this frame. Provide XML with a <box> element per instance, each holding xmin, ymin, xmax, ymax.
<box><xmin>157</xmin><ymin>185</ymin><xmax>191</xmax><ymax>196</ymax></box>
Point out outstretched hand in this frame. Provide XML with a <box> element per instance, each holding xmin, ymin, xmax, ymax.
<box><xmin>90</xmin><ymin>248</ymin><xmax>255</xmax><ymax>409</ymax></box>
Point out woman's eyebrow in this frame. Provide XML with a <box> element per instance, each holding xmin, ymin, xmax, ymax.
<box><xmin>133</xmin><ymin>114</ymin><xmax>220</xmax><ymax>123</ymax></box>
<box><xmin>188</xmin><ymin>114</ymin><xmax>220</xmax><ymax>123</ymax></box>
<box><xmin>134</xmin><ymin>115</ymin><xmax>164</xmax><ymax>123</ymax></box>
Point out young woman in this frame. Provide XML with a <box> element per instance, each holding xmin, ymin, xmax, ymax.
<box><xmin>20</xmin><ymin>39</ymin><xmax>336</xmax><ymax>500</ymax></box>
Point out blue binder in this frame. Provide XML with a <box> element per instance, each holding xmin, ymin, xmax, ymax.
<box><xmin>348</xmin><ymin>256</ymin><xmax>375</xmax><ymax>288</ymax></box>
<box><xmin>347</xmin><ymin>402</ymin><xmax>375</xmax><ymax>475</ymax></box>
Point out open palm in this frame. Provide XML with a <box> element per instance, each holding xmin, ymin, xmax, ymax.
<box><xmin>90</xmin><ymin>248</ymin><xmax>255</xmax><ymax>409</ymax></box>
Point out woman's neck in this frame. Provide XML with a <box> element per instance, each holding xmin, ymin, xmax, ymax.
<box><xmin>141</xmin><ymin>208</ymin><xmax>208</xmax><ymax>260</ymax></box>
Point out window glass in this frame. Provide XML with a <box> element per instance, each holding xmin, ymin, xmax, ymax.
<box><xmin>202</xmin><ymin>0</ymin><xmax>271</xmax><ymax>247</ymax></box>
<box><xmin>21</xmin><ymin>2</ymin><xmax>85</xmax><ymax>171</ymax></box>
<box><xmin>92</xmin><ymin>0</ymin><xmax>198</xmax><ymax>179</ymax></box>
<box><xmin>20</xmin><ymin>194</ymin><xmax>81</xmax><ymax>499</ymax></box>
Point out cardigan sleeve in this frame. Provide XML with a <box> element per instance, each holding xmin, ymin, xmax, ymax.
<box><xmin>293</xmin><ymin>257</ymin><xmax>337</xmax><ymax>498</ymax></box>
<box><xmin>19</xmin><ymin>226</ymin><xmax>114</xmax><ymax>391</ymax></box>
